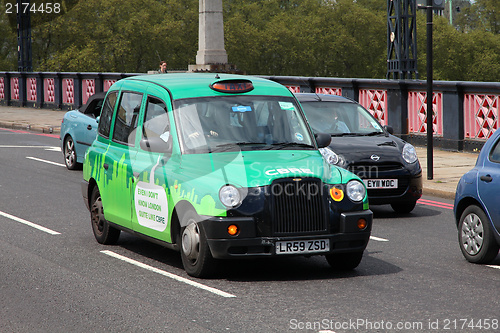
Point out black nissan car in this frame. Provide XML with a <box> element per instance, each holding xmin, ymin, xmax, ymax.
<box><xmin>296</xmin><ymin>93</ymin><xmax>422</xmax><ymax>213</ymax></box>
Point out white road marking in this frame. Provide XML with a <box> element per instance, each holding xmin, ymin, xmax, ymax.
<box><xmin>45</xmin><ymin>146</ymin><xmax>61</xmax><ymax>152</ymax></box>
<box><xmin>486</xmin><ymin>265</ymin><xmax>500</xmax><ymax>270</ymax></box>
<box><xmin>370</xmin><ymin>236</ymin><xmax>389</xmax><ymax>242</ymax></box>
<box><xmin>0</xmin><ymin>210</ymin><xmax>61</xmax><ymax>235</ymax></box>
<box><xmin>0</xmin><ymin>145</ymin><xmax>58</xmax><ymax>149</ymax></box>
<box><xmin>101</xmin><ymin>250</ymin><xmax>237</xmax><ymax>298</ymax></box>
<box><xmin>26</xmin><ymin>156</ymin><xmax>65</xmax><ymax>167</ymax></box>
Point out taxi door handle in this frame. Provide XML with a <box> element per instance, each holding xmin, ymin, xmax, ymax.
<box><xmin>87</xmin><ymin>125</ymin><xmax>92</xmax><ymax>130</ymax></box>
<box><xmin>103</xmin><ymin>163</ymin><xmax>109</xmax><ymax>170</ymax></box>
<box><xmin>480</xmin><ymin>175</ymin><xmax>492</xmax><ymax>183</ymax></box>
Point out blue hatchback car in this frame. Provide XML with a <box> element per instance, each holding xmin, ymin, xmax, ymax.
<box><xmin>454</xmin><ymin>129</ymin><xmax>500</xmax><ymax>263</ymax></box>
<box><xmin>60</xmin><ymin>92</ymin><xmax>105</xmax><ymax>169</ymax></box>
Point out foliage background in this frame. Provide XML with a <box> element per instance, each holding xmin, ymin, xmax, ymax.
<box><xmin>0</xmin><ymin>0</ymin><xmax>498</xmax><ymax>81</ymax></box>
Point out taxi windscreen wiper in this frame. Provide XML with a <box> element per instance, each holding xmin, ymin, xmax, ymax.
<box><xmin>269</xmin><ymin>142</ymin><xmax>315</xmax><ymax>150</ymax></box>
<box><xmin>212</xmin><ymin>142</ymin><xmax>267</xmax><ymax>152</ymax></box>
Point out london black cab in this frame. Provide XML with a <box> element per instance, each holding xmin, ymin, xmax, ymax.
<box><xmin>82</xmin><ymin>74</ymin><xmax>373</xmax><ymax>277</ymax></box>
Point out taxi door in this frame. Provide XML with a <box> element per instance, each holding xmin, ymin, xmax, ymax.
<box><xmin>100</xmin><ymin>88</ymin><xmax>144</xmax><ymax>229</ymax></box>
<box><xmin>130</xmin><ymin>91</ymin><xmax>177</xmax><ymax>243</ymax></box>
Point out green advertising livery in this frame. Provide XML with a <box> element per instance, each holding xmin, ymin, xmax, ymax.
<box><xmin>81</xmin><ymin>73</ymin><xmax>373</xmax><ymax>277</ymax></box>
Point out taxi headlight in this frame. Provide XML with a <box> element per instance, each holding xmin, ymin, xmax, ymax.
<box><xmin>319</xmin><ymin>147</ymin><xmax>339</xmax><ymax>165</ymax></box>
<box><xmin>219</xmin><ymin>185</ymin><xmax>241</xmax><ymax>208</ymax></box>
<box><xmin>402</xmin><ymin>143</ymin><xmax>418</xmax><ymax>164</ymax></box>
<box><xmin>346</xmin><ymin>180</ymin><xmax>366</xmax><ymax>202</ymax></box>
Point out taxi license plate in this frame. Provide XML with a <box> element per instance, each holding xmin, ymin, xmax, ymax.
<box><xmin>363</xmin><ymin>179</ymin><xmax>398</xmax><ymax>189</ymax></box>
<box><xmin>276</xmin><ymin>239</ymin><xmax>330</xmax><ymax>255</ymax></box>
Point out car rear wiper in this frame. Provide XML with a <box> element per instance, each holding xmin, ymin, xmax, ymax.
<box><xmin>269</xmin><ymin>142</ymin><xmax>315</xmax><ymax>150</ymax></box>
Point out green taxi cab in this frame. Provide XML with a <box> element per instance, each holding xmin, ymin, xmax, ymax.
<box><xmin>82</xmin><ymin>73</ymin><xmax>373</xmax><ymax>277</ymax></box>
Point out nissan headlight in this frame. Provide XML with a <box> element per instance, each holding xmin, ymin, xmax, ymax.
<box><xmin>319</xmin><ymin>147</ymin><xmax>339</xmax><ymax>165</ymax></box>
<box><xmin>402</xmin><ymin>143</ymin><xmax>418</xmax><ymax>164</ymax></box>
<box><xmin>346</xmin><ymin>180</ymin><xmax>366</xmax><ymax>202</ymax></box>
<box><xmin>219</xmin><ymin>185</ymin><xmax>241</xmax><ymax>208</ymax></box>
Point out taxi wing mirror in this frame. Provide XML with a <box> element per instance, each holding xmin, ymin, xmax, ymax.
<box><xmin>140</xmin><ymin>137</ymin><xmax>172</xmax><ymax>153</ymax></box>
<box><xmin>95</xmin><ymin>116</ymin><xmax>100</xmax><ymax>124</ymax></box>
<box><xmin>315</xmin><ymin>132</ymin><xmax>331</xmax><ymax>148</ymax></box>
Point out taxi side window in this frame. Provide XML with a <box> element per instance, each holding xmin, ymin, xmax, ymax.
<box><xmin>143</xmin><ymin>97</ymin><xmax>169</xmax><ymax>139</ymax></box>
<box><xmin>490</xmin><ymin>138</ymin><xmax>500</xmax><ymax>163</ymax></box>
<box><xmin>98</xmin><ymin>91</ymin><xmax>117</xmax><ymax>138</ymax></box>
<box><xmin>112</xmin><ymin>92</ymin><xmax>143</xmax><ymax>145</ymax></box>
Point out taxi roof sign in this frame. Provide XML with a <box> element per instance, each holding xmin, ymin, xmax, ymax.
<box><xmin>210</xmin><ymin>80</ymin><xmax>254</xmax><ymax>93</ymax></box>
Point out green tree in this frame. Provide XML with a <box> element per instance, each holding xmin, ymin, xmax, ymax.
<box><xmin>0</xmin><ymin>11</ymin><xmax>17</xmax><ymax>70</ymax></box>
<box><xmin>32</xmin><ymin>0</ymin><xmax>198</xmax><ymax>72</ymax></box>
<box><xmin>417</xmin><ymin>10</ymin><xmax>500</xmax><ymax>81</ymax></box>
<box><xmin>0</xmin><ymin>0</ymin><xmax>498</xmax><ymax>81</ymax></box>
<box><xmin>225</xmin><ymin>0</ymin><xmax>386</xmax><ymax>78</ymax></box>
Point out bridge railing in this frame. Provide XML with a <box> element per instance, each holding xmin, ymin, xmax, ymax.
<box><xmin>1</xmin><ymin>71</ymin><xmax>499</xmax><ymax>151</ymax></box>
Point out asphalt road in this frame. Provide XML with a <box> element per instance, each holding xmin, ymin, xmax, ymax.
<box><xmin>1</xmin><ymin>128</ymin><xmax>499</xmax><ymax>333</ymax></box>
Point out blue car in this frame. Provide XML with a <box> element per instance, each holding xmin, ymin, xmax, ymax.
<box><xmin>60</xmin><ymin>92</ymin><xmax>105</xmax><ymax>169</ymax></box>
<box><xmin>454</xmin><ymin>129</ymin><xmax>500</xmax><ymax>263</ymax></box>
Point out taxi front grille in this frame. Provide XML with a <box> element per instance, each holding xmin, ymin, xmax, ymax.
<box><xmin>270</xmin><ymin>178</ymin><xmax>327</xmax><ymax>235</ymax></box>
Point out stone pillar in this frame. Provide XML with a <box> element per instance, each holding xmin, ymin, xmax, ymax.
<box><xmin>189</xmin><ymin>0</ymin><xmax>239</xmax><ymax>72</ymax></box>
<box><xmin>196</xmin><ymin>0</ymin><xmax>227</xmax><ymax>65</ymax></box>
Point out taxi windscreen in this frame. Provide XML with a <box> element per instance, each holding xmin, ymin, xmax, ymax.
<box><xmin>173</xmin><ymin>96</ymin><xmax>315</xmax><ymax>154</ymax></box>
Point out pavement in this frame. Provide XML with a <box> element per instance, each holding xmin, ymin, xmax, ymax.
<box><xmin>0</xmin><ymin>105</ymin><xmax>479</xmax><ymax>200</ymax></box>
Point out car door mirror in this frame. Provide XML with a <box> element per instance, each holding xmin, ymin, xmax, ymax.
<box><xmin>315</xmin><ymin>132</ymin><xmax>331</xmax><ymax>148</ymax></box>
<box><xmin>383</xmin><ymin>125</ymin><xmax>394</xmax><ymax>135</ymax></box>
<box><xmin>140</xmin><ymin>137</ymin><xmax>172</xmax><ymax>153</ymax></box>
<box><xmin>95</xmin><ymin>116</ymin><xmax>100</xmax><ymax>124</ymax></box>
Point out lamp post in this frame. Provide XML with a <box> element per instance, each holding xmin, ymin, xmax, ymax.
<box><xmin>418</xmin><ymin>0</ymin><xmax>443</xmax><ymax>180</ymax></box>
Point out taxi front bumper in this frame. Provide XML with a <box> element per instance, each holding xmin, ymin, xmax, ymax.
<box><xmin>201</xmin><ymin>210</ymin><xmax>372</xmax><ymax>259</ymax></box>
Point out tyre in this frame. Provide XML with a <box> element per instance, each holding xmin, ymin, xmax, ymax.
<box><xmin>63</xmin><ymin>136</ymin><xmax>81</xmax><ymax>170</ymax></box>
<box><xmin>90</xmin><ymin>186</ymin><xmax>120</xmax><ymax>245</ymax></box>
<box><xmin>390</xmin><ymin>201</ymin><xmax>417</xmax><ymax>214</ymax></box>
<box><xmin>458</xmin><ymin>205</ymin><xmax>499</xmax><ymax>264</ymax></box>
<box><xmin>179</xmin><ymin>211</ymin><xmax>216</xmax><ymax>278</ymax></box>
<box><xmin>325</xmin><ymin>252</ymin><xmax>363</xmax><ymax>271</ymax></box>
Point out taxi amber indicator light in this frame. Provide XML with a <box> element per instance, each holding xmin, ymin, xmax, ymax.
<box><xmin>330</xmin><ymin>187</ymin><xmax>344</xmax><ymax>202</ymax></box>
<box><xmin>210</xmin><ymin>80</ymin><xmax>254</xmax><ymax>93</ymax></box>
<box><xmin>227</xmin><ymin>224</ymin><xmax>240</xmax><ymax>236</ymax></box>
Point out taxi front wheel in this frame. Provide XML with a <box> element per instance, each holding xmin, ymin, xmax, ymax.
<box><xmin>325</xmin><ymin>252</ymin><xmax>363</xmax><ymax>271</ymax></box>
<box><xmin>179</xmin><ymin>211</ymin><xmax>216</xmax><ymax>278</ymax></box>
<box><xmin>90</xmin><ymin>187</ymin><xmax>120</xmax><ymax>245</ymax></box>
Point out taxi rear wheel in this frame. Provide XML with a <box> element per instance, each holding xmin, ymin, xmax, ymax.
<box><xmin>458</xmin><ymin>205</ymin><xmax>499</xmax><ymax>264</ymax></box>
<box><xmin>390</xmin><ymin>201</ymin><xmax>416</xmax><ymax>214</ymax></box>
<box><xmin>90</xmin><ymin>186</ymin><xmax>120</xmax><ymax>245</ymax></box>
<box><xmin>325</xmin><ymin>252</ymin><xmax>363</xmax><ymax>271</ymax></box>
<box><xmin>64</xmin><ymin>136</ymin><xmax>81</xmax><ymax>170</ymax></box>
<box><xmin>179</xmin><ymin>211</ymin><xmax>216</xmax><ymax>278</ymax></box>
